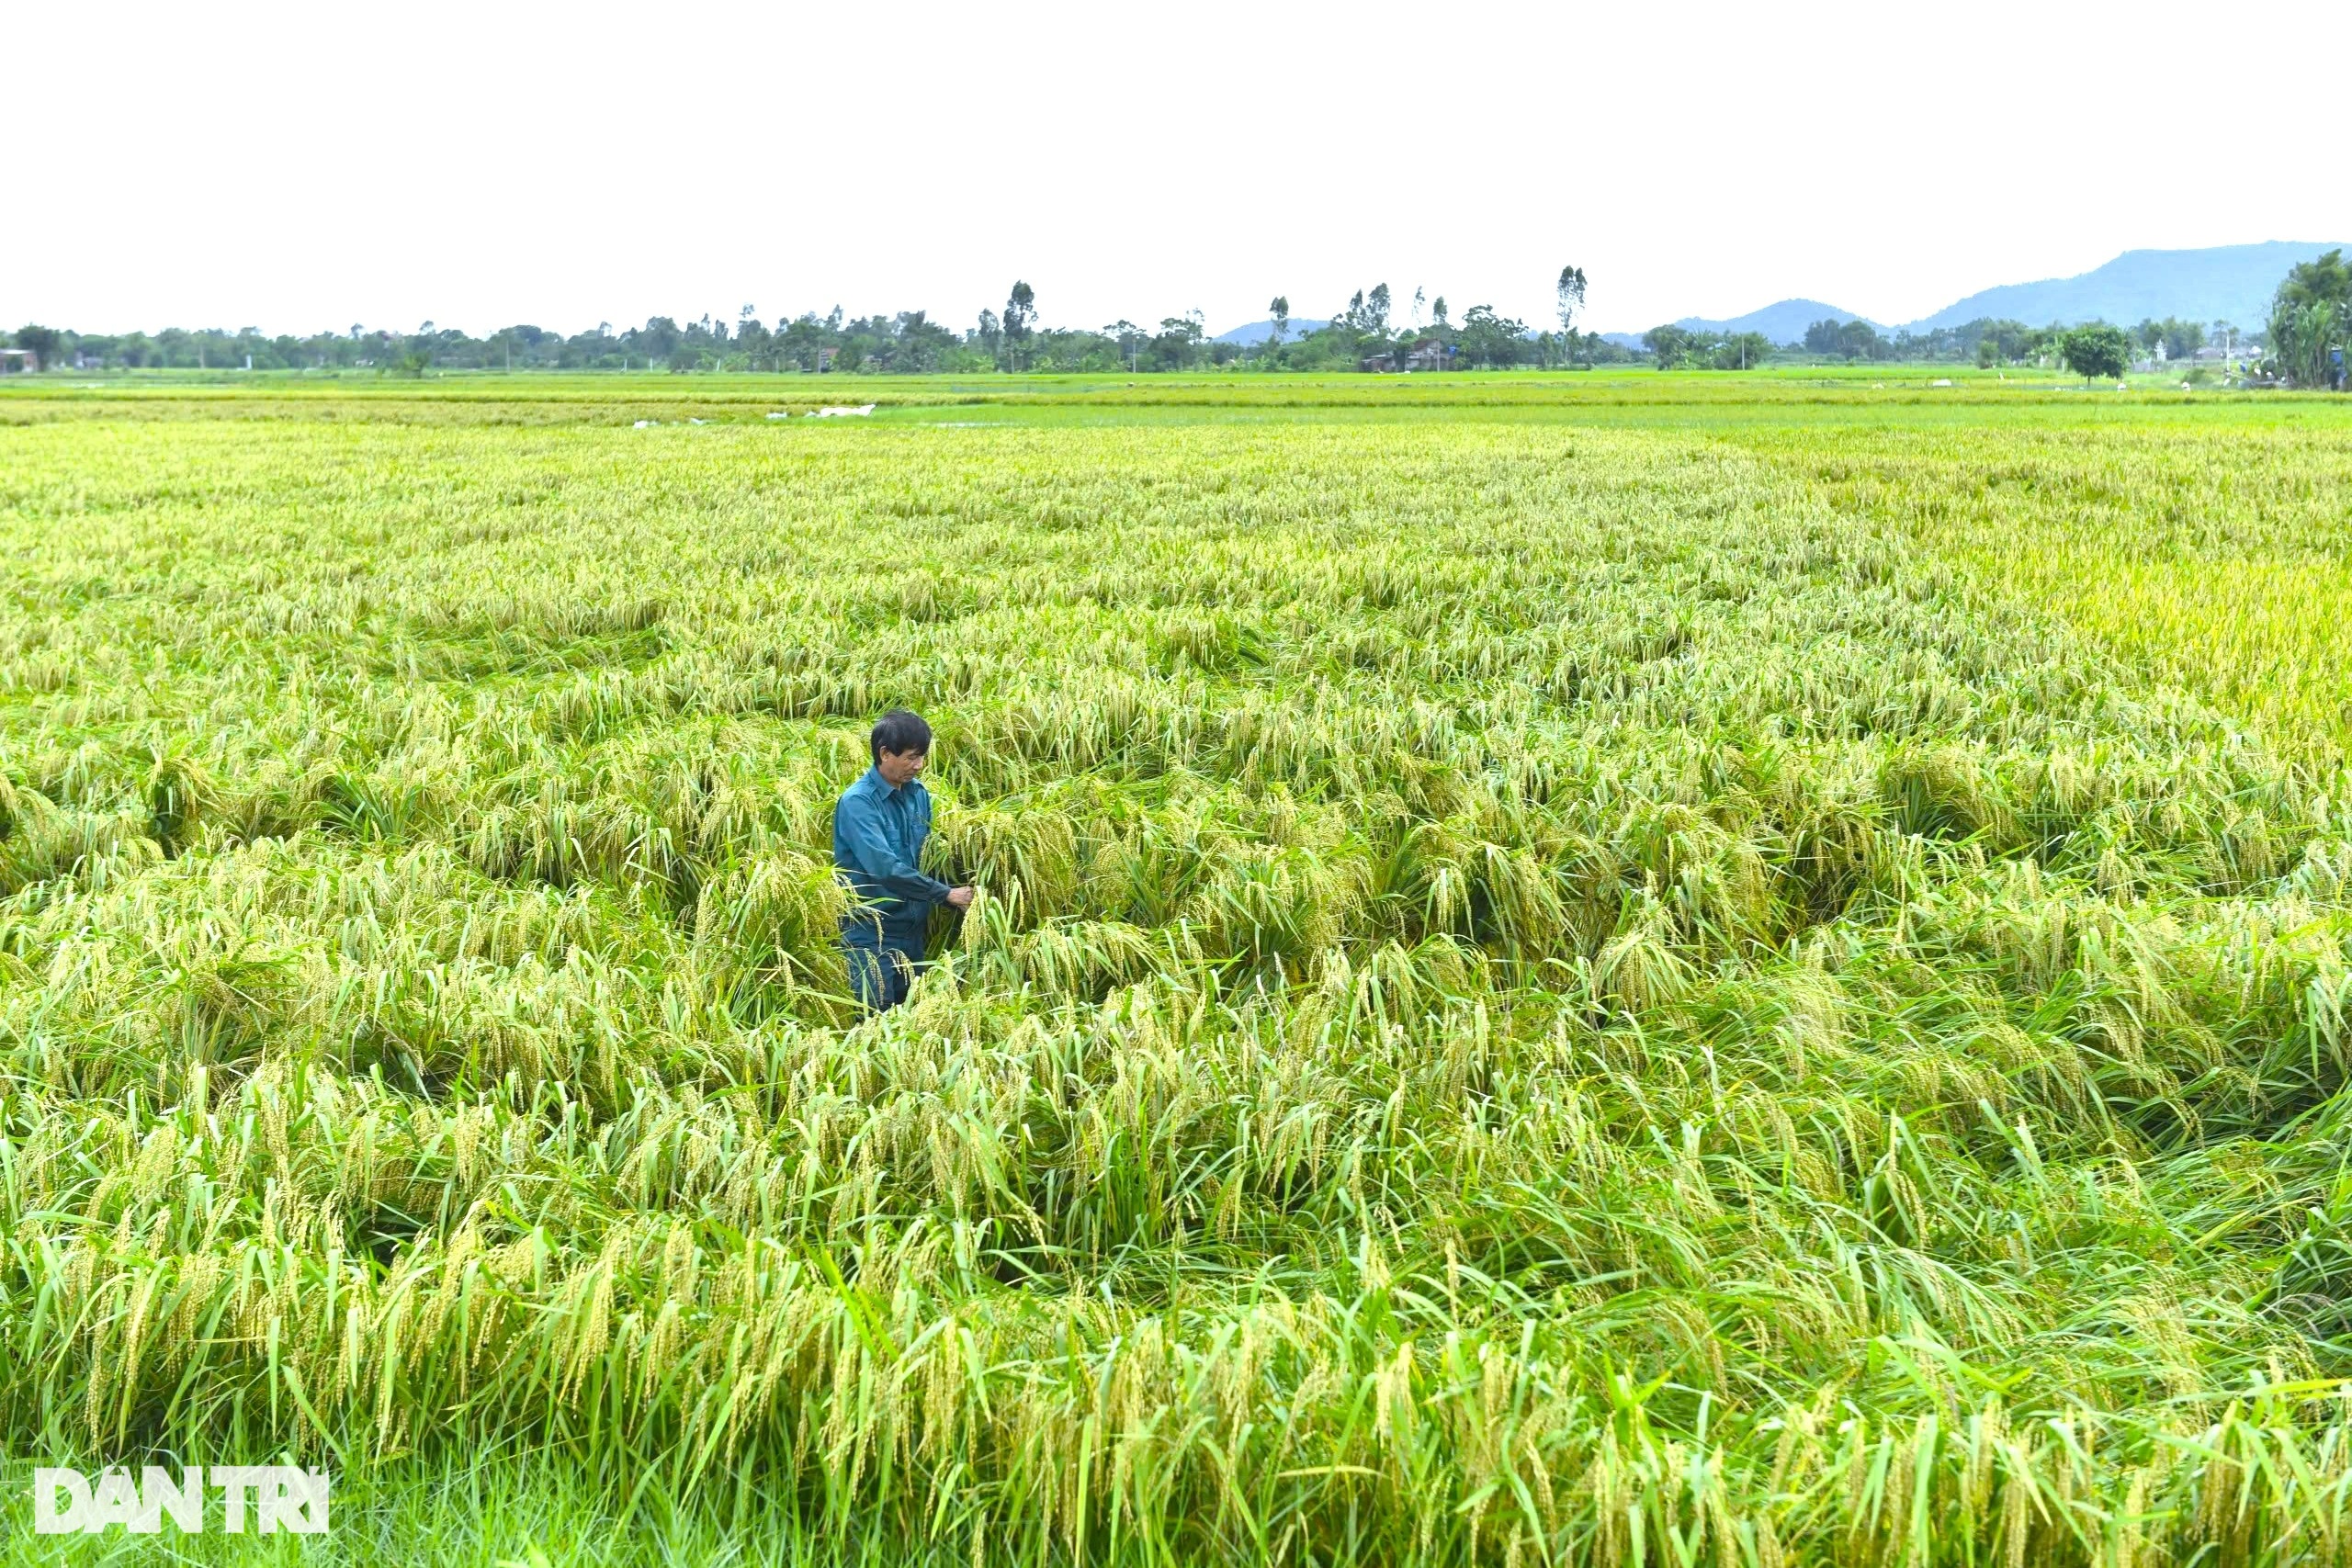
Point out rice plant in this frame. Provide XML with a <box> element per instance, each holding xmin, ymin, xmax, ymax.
<box><xmin>5</xmin><ymin>382</ymin><xmax>2352</xmax><ymax>1562</ymax></box>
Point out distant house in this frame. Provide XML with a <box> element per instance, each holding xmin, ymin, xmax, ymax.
<box><xmin>0</xmin><ymin>348</ymin><xmax>36</xmax><ymax>374</ymax></box>
<box><xmin>1359</xmin><ymin>339</ymin><xmax>1458</xmax><ymax>374</ymax></box>
<box><xmin>1406</xmin><ymin>338</ymin><xmax>1455</xmax><ymax>372</ymax></box>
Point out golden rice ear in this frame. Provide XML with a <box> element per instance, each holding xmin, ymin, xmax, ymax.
<box><xmin>143</xmin><ymin>746</ymin><xmax>218</xmax><ymax>854</ymax></box>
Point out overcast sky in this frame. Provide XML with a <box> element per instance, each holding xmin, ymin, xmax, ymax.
<box><xmin>11</xmin><ymin>0</ymin><xmax>2349</xmax><ymax>338</ymax></box>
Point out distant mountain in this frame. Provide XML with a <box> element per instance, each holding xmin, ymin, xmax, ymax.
<box><xmin>1213</xmin><ymin>317</ymin><xmax>1331</xmax><ymax>345</ymax></box>
<box><xmin>1903</xmin><ymin>242</ymin><xmax>2346</xmax><ymax>332</ymax></box>
<box><xmin>1597</xmin><ymin>299</ymin><xmax>1872</xmax><ymax>352</ymax></box>
<box><xmin>1599</xmin><ymin>243</ymin><xmax>2348</xmax><ymax>350</ymax></box>
<box><xmin>1675</xmin><ymin>299</ymin><xmax>1874</xmax><ymax>345</ymax></box>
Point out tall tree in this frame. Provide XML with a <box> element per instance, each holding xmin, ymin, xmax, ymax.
<box><xmin>2267</xmin><ymin>250</ymin><xmax>2349</xmax><ymax>389</ymax></box>
<box><xmin>1718</xmin><ymin>332</ymin><xmax>1771</xmax><ymax>370</ymax></box>
<box><xmin>2059</xmin><ymin>323</ymin><xmax>2131</xmax><ymax>382</ymax></box>
<box><xmin>1003</xmin><ymin>281</ymin><xmax>1036</xmax><ymax>370</ymax></box>
<box><xmin>1154</xmin><ymin>313</ymin><xmax>1205</xmax><ymax>370</ymax></box>
<box><xmin>1269</xmin><ymin>296</ymin><xmax>1290</xmax><ymax>347</ymax></box>
<box><xmin>1460</xmin><ymin>305</ymin><xmax>1529</xmax><ymax>368</ymax></box>
<box><xmin>1555</xmin><ymin>265</ymin><xmax>1589</xmax><ymax>368</ymax></box>
<box><xmin>1643</xmin><ymin>324</ymin><xmax>1698</xmax><ymax>369</ymax></box>
<box><xmin>2277</xmin><ymin>249</ymin><xmax>2352</xmax><ymax>312</ymax></box>
<box><xmin>1804</xmin><ymin>318</ymin><xmax>1885</xmax><ymax>361</ymax></box>
<box><xmin>12</xmin><ymin>324</ymin><xmax>62</xmax><ymax>367</ymax></box>
<box><xmin>1105</xmin><ymin>320</ymin><xmax>1144</xmax><ymax>369</ymax></box>
<box><xmin>1555</xmin><ymin>265</ymin><xmax>1587</xmax><ymax>334</ymax></box>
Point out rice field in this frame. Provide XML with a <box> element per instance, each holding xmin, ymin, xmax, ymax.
<box><xmin>5</xmin><ymin>375</ymin><xmax>2352</xmax><ymax>1564</ymax></box>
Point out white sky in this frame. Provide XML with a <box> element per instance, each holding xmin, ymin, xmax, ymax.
<box><xmin>9</xmin><ymin>0</ymin><xmax>2349</xmax><ymax>339</ymax></box>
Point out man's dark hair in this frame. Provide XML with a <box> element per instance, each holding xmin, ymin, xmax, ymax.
<box><xmin>871</xmin><ymin>708</ymin><xmax>932</xmax><ymax>763</ymax></box>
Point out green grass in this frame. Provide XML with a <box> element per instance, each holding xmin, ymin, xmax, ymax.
<box><xmin>5</xmin><ymin>378</ymin><xmax>2352</xmax><ymax>1563</ymax></box>
<box><xmin>0</xmin><ymin>1452</ymin><xmax>943</xmax><ymax>1567</ymax></box>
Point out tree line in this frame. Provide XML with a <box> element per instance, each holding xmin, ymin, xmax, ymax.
<box><xmin>2266</xmin><ymin>249</ymin><xmax>2350</xmax><ymax>389</ymax></box>
<box><xmin>1643</xmin><ymin>314</ymin><xmax>2247</xmax><ymax>372</ymax></box>
<box><xmin>7</xmin><ymin>266</ymin><xmax>1638</xmax><ymax>376</ymax></box>
<box><xmin>11</xmin><ymin>254</ymin><xmax>2342</xmax><ymax>379</ymax></box>
<box><xmin>1244</xmin><ymin>271</ymin><xmax>1638</xmax><ymax>372</ymax></box>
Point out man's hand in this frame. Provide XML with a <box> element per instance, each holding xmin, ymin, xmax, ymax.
<box><xmin>945</xmin><ymin>886</ymin><xmax>978</xmax><ymax>909</ymax></box>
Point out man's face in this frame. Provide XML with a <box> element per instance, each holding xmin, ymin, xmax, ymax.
<box><xmin>876</xmin><ymin>746</ymin><xmax>927</xmax><ymax>787</ymax></box>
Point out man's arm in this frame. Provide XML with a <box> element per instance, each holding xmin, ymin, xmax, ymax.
<box><xmin>836</xmin><ymin>795</ymin><xmax>953</xmax><ymax>905</ymax></box>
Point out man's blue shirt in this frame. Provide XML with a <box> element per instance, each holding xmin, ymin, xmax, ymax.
<box><xmin>832</xmin><ymin>766</ymin><xmax>950</xmax><ymax>944</ymax></box>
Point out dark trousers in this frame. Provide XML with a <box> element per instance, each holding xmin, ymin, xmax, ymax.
<box><xmin>845</xmin><ymin>936</ymin><xmax>924</xmax><ymax>1011</ymax></box>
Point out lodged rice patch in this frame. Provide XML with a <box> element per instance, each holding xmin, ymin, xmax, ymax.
<box><xmin>5</xmin><ymin>389</ymin><xmax>2352</xmax><ymax>1563</ymax></box>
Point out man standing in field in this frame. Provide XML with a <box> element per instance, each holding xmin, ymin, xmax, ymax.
<box><xmin>834</xmin><ymin>709</ymin><xmax>975</xmax><ymax>1010</ymax></box>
